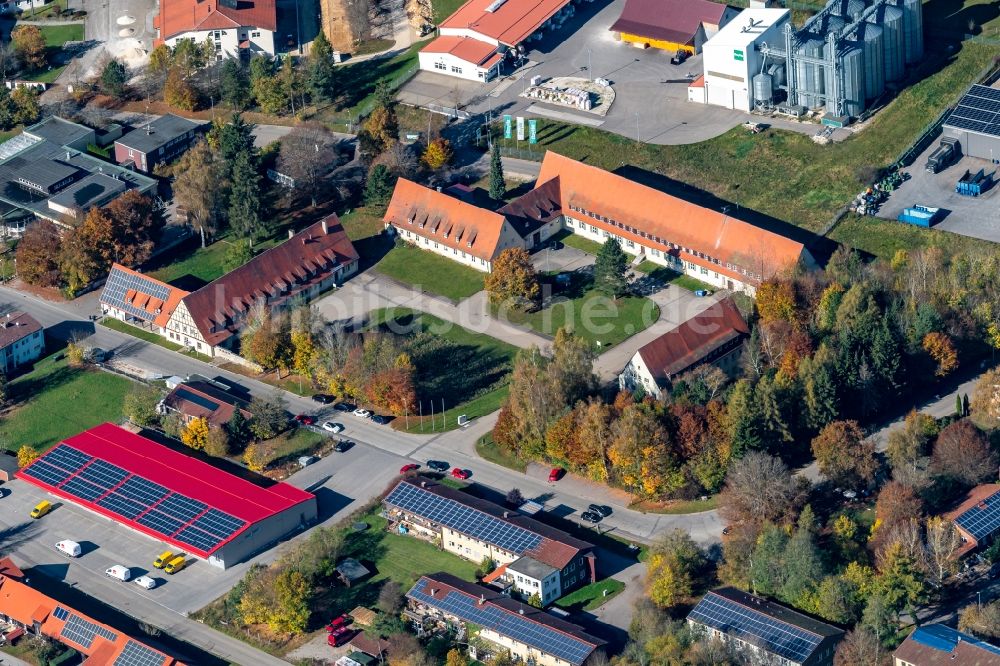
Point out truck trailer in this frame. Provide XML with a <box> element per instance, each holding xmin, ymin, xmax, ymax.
<box><xmin>925</xmin><ymin>137</ymin><xmax>960</xmax><ymax>173</ymax></box>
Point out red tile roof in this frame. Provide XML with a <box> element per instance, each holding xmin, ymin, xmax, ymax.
<box><xmin>0</xmin><ymin>571</ymin><xmax>182</xmax><ymax>665</ymax></box>
<box><xmin>440</xmin><ymin>0</ymin><xmax>573</xmax><ymax>46</ymax></box>
<box><xmin>945</xmin><ymin>483</ymin><xmax>1000</xmax><ymax>556</ymax></box>
<box><xmin>384</xmin><ymin>178</ymin><xmax>511</xmax><ymax>263</ymax></box>
<box><xmin>182</xmin><ymin>215</ymin><xmax>358</xmax><ymax>347</ymax></box>
<box><xmin>635</xmin><ymin>297</ymin><xmax>748</xmax><ymax>383</ymax></box>
<box><xmin>0</xmin><ymin>557</ymin><xmax>25</xmax><ymax>580</ymax></box>
<box><xmin>0</xmin><ymin>312</ymin><xmax>41</xmax><ymax>350</ymax></box>
<box><xmin>536</xmin><ymin>151</ymin><xmax>808</xmax><ymax>285</ymax></box>
<box><xmin>420</xmin><ymin>36</ymin><xmax>502</xmax><ymax>68</ymax></box>
<box><xmin>610</xmin><ymin>0</ymin><xmax>731</xmax><ymax>44</ymax></box>
<box><xmin>162</xmin><ymin>381</ymin><xmax>252</xmax><ymax>427</ymax></box>
<box><xmin>101</xmin><ymin>264</ymin><xmax>189</xmax><ymax>329</ymax></box>
<box><xmin>156</xmin><ymin>0</ymin><xmax>277</xmax><ymax>42</ymax></box>
<box><xmin>497</xmin><ymin>175</ymin><xmax>563</xmax><ymax>238</ymax></box>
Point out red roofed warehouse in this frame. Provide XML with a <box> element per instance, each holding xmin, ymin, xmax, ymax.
<box><xmin>385</xmin><ymin>477</ymin><xmax>596</xmax><ymax>605</ymax></box>
<box><xmin>620</xmin><ymin>297</ymin><xmax>749</xmax><ymax>398</ymax></box>
<box><xmin>155</xmin><ymin>0</ymin><xmax>278</xmax><ymax>58</ymax></box>
<box><xmin>418</xmin><ymin>0</ymin><xmax>578</xmax><ymax>81</ymax></box>
<box><xmin>610</xmin><ymin>0</ymin><xmax>739</xmax><ymax>54</ymax></box>
<box><xmin>17</xmin><ymin>423</ymin><xmax>317</xmax><ymax>569</ymax></box>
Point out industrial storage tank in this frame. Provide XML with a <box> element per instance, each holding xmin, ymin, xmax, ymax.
<box><xmin>870</xmin><ymin>3</ymin><xmax>905</xmax><ymax>82</ymax></box>
<box><xmin>839</xmin><ymin>45</ymin><xmax>865</xmax><ymax>117</ymax></box>
<box><xmin>753</xmin><ymin>73</ymin><xmax>774</xmax><ymax>106</ymax></box>
<box><xmin>830</xmin><ymin>0</ymin><xmax>865</xmax><ymax>21</ymax></box>
<box><xmin>796</xmin><ymin>37</ymin><xmax>826</xmax><ymax>108</ymax></box>
<box><xmin>768</xmin><ymin>62</ymin><xmax>787</xmax><ymax>88</ymax></box>
<box><xmin>855</xmin><ymin>21</ymin><xmax>885</xmax><ymax>100</ymax></box>
<box><xmin>903</xmin><ymin>0</ymin><xmax>924</xmax><ymax>62</ymax></box>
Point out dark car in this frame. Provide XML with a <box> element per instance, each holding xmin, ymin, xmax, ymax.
<box><xmin>588</xmin><ymin>504</ymin><xmax>612</xmax><ymax>517</ymax></box>
<box><xmin>371</xmin><ymin>415</ymin><xmax>390</xmax><ymax>425</ymax></box>
<box><xmin>334</xmin><ymin>439</ymin><xmax>353</xmax><ymax>453</ymax></box>
<box><xmin>334</xmin><ymin>402</ymin><xmax>354</xmax><ymax>412</ymax></box>
<box><xmin>311</xmin><ymin>394</ymin><xmax>334</xmax><ymax>405</ymax></box>
<box><xmin>580</xmin><ymin>511</ymin><xmax>603</xmax><ymax>524</ymax></box>
<box><xmin>427</xmin><ymin>460</ymin><xmax>449</xmax><ymax>472</ymax></box>
<box><xmin>670</xmin><ymin>49</ymin><xmax>689</xmax><ymax>65</ymax></box>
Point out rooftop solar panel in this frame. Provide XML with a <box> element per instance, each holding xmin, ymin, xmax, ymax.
<box><xmin>386</xmin><ymin>483</ymin><xmax>543</xmax><ymax>556</ymax></box>
<box><xmin>174</xmin><ymin>525</ymin><xmax>225</xmax><ymax>552</ymax></box>
<box><xmin>44</xmin><ymin>444</ymin><xmax>93</xmax><ymax>471</ymax></box>
<box><xmin>53</xmin><ymin>606</ymin><xmax>69</xmax><ymax>621</ymax></box>
<box><xmin>60</xmin><ymin>612</ymin><xmax>118</xmax><ymax>649</ymax></box>
<box><xmin>190</xmin><ymin>508</ymin><xmax>246</xmax><ymax>539</ymax></box>
<box><xmin>77</xmin><ymin>459</ymin><xmax>129</xmax><ymax>490</ymax></box>
<box><xmin>409</xmin><ymin>579</ymin><xmax>595</xmax><ymax>665</ymax></box>
<box><xmin>113</xmin><ymin>640</ymin><xmax>167</xmax><ymax>666</ymax></box>
<box><xmin>100</xmin><ymin>267</ymin><xmax>174</xmax><ymax>324</ymax></box>
<box><xmin>946</xmin><ymin>85</ymin><xmax>1000</xmax><ymax>137</ymax></box>
<box><xmin>61</xmin><ymin>476</ymin><xmax>108</xmax><ymax>502</ymax></box>
<box><xmin>687</xmin><ymin>593</ymin><xmax>822</xmax><ymax>663</ymax></box>
<box><xmin>19</xmin><ymin>460</ymin><xmax>74</xmax><ymax>487</ymax></box>
<box><xmin>157</xmin><ymin>494</ymin><xmax>208</xmax><ymax>523</ymax></box>
<box><xmin>96</xmin><ymin>492</ymin><xmax>148</xmax><ymax>520</ymax></box>
<box><xmin>173</xmin><ymin>388</ymin><xmax>221</xmax><ymax>413</ymax></box>
<box><xmin>955</xmin><ymin>489</ymin><xmax>1000</xmax><ymax>542</ymax></box>
<box><xmin>114</xmin><ymin>476</ymin><xmax>169</xmax><ymax>506</ymax></box>
<box><xmin>136</xmin><ymin>510</ymin><xmax>186</xmax><ymax>537</ymax></box>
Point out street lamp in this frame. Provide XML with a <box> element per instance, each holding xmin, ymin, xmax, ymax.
<box><xmin>587</xmin><ymin>49</ymin><xmax>592</xmax><ymax>82</ymax></box>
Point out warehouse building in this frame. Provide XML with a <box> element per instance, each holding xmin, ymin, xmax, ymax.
<box><xmin>17</xmin><ymin>423</ymin><xmax>317</xmax><ymax>569</ymax></box>
<box><xmin>609</xmin><ymin>0</ymin><xmax>739</xmax><ymax>54</ymax></box>
<box><xmin>942</xmin><ymin>83</ymin><xmax>1000</xmax><ymax>163</ymax></box>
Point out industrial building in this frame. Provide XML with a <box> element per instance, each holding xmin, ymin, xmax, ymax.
<box><xmin>942</xmin><ymin>83</ymin><xmax>1000</xmax><ymax>163</ymax></box>
<box><xmin>609</xmin><ymin>0</ymin><xmax>739</xmax><ymax>54</ymax></box>
<box><xmin>17</xmin><ymin>423</ymin><xmax>318</xmax><ymax>569</ymax></box>
<box><xmin>693</xmin><ymin>0</ymin><xmax>924</xmax><ymax>117</ymax></box>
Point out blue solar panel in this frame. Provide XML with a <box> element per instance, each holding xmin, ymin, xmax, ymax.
<box><xmin>946</xmin><ymin>85</ymin><xmax>1000</xmax><ymax>138</ymax></box>
<box><xmin>53</xmin><ymin>606</ymin><xmax>69</xmax><ymax>621</ymax></box>
<box><xmin>77</xmin><ymin>460</ymin><xmax>129</xmax><ymax>490</ymax></box>
<box><xmin>114</xmin><ymin>477</ymin><xmax>169</xmax><ymax>506</ymax></box>
<box><xmin>60</xmin><ymin>611</ymin><xmax>118</xmax><ymax>649</ymax></box>
<box><xmin>173</xmin><ymin>388</ymin><xmax>221</xmax><ymax>413</ymax></box>
<box><xmin>911</xmin><ymin>625</ymin><xmax>1000</xmax><ymax>657</ymax></box>
<box><xmin>113</xmin><ymin>640</ymin><xmax>168</xmax><ymax>666</ymax></box>
<box><xmin>157</xmin><ymin>494</ymin><xmax>208</xmax><ymax>524</ymax></box>
<box><xmin>386</xmin><ymin>482</ymin><xmax>543</xmax><ymax>556</ymax></box>
<box><xmin>44</xmin><ymin>445</ymin><xmax>93</xmax><ymax>471</ymax></box>
<box><xmin>955</xmin><ymin>490</ymin><xmax>1000</xmax><ymax>542</ymax></box>
<box><xmin>96</xmin><ymin>492</ymin><xmax>147</xmax><ymax>520</ymax></box>
<box><xmin>61</xmin><ymin>476</ymin><xmax>107</xmax><ymax>502</ymax></box>
<box><xmin>99</xmin><ymin>266</ymin><xmax>173</xmax><ymax>325</ymax></box>
<box><xmin>174</xmin><ymin>525</ymin><xmax>225</xmax><ymax>553</ymax></box>
<box><xmin>190</xmin><ymin>508</ymin><xmax>245</xmax><ymax>539</ymax></box>
<box><xmin>136</xmin><ymin>510</ymin><xmax>186</xmax><ymax>537</ymax></box>
<box><xmin>408</xmin><ymin>579</ymin><xmax>596</xmax><ymax>665</ymax></box>
<box><xmin>687</xmin><ymin>593</ymin><xmax>823</xmax><ymax>663</ymax></box>
<box><xmin>20</xmin><ymin>460</ymin><xmax>74</xmax><ymax>487</ymax></box>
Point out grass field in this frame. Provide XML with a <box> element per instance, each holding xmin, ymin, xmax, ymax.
<box><xmin>557</xmin><ymin>232</ymin><xmax>605</xmax><ymax>255</ymax></box>
<box><xmin>432</xmin><ymin>0</ymin><xmax>466</xmax><ymax>22</ymax></box>
<box><xmin>829</xmin><ymin>214</ymin><xmax>993</xmax><ymax>258</ymax></box>
<box><xmin>1</xmin><ymin>353</ymin><xmax>135</xmax><ymax>453</ymax></box>
<box><xmin>374</xmin><ymin>244</ymin><xmax>485</xmax><ymax>301</ymax></box>
<box><xmin>475</xmin><ymin>433</ymin><xmax>527</xmax><ymax>472</ymax></box>
<box><xmin>339</xmin><ymin>207</ymin><xmax>386</xmax><ymax>241</ymax></box>
<box><xmin>634</xmin><ymin>261</ymin><xmax>716</xmax><ymax>292</ymax></box>
<box><xmin>101</xmin><ymin>318</ymin><xmax>183</xmax><ymax>351</ymax></box>
<box><xmin>554</xmin><ymin>579</ymin><xmax>625</xmax><ymax>611</ymax></box>
<box><xmin>39</xmin><ymin>24</ymin><xmax>84</xmax><ymax>46</ymax></box>
<box><xmin>264</xmin><ymin>428</ymin><xmax>326</xmax><ymax>466</ymax></box>
<box><xmin>148</xmin><ymin>238</ymin><xmax>233</xmax><ymax>287</ymax></box>
<box><xmin>369</xmin><ymin>308</ymin><xmax>518</xmax><ymax>433</ymax></box>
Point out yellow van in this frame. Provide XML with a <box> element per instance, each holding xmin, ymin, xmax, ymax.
<box><xmin>30</xmin><ymin>500</ymin><xmax>52</xmax><ymax>519</ymax></box>
<box><xmin>153</xmin><ymin>551</ymin><xmax>174</xmax><ymax>569</ymax></box>
<box><xmin>164</xmin><ymin>555</ymin><xmax>187</xmax><ymax>575</ymax></box>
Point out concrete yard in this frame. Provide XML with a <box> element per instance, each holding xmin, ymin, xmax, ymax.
<box><xmin>880</xmin><ymin>144</ymin><xmax>1000</xmax><ymax>243</ymax></box>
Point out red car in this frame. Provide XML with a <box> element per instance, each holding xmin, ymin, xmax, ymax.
<box><xmin>451</xmin><ymin>467</ymin><xmax>471</xmax><ymax>480</ymax></box>
<box><xmin>327</xmin><ymin>627</ymin><xmax>356</xmax><ymax>647</ymax></box>
<box><xmin>293</xmin><ymin>414</ymin><xmax>316</xmax><ymax>426</ymax></box>
<box><xmin>549</xmin><ymin>467</ymin><xmax>565</xmax><ymax>482</ymax></box>
<box><xmin>325</xmin><ymin>614</ymin><xmax>352</xmax><ymax>632</ymax></box>
<box><xmin>400</xmin><ymin>463</ymin><xmax>420</xmax><ymax>474</ymax></box>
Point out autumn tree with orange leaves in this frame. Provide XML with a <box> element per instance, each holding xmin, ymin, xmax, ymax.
<box><xmin>922</xmin><ymin>332</ymin><xmax>958</xmax><ymax>377</ymax></box>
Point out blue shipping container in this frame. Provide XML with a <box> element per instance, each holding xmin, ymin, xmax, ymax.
<box><xmin>898</xmin><ymin>205</ymin><xmax>939</xmax><ymax>227</ymax></box>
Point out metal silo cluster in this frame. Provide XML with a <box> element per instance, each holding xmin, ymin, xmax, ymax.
<box><xmin>754</xmin><ymin>0</ymin><xmax>923</xmax><ymax>118</ymax></box>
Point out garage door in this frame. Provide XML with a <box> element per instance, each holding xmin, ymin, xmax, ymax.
<box><xmin>706</xmin><ymin>84</ymin><xmax>733</xmax><ymax>108</ymax></box>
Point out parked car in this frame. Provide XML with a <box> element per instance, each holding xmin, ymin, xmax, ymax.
<box><xmin>352</xmin><ymin>408</ymin><xmax>372</xmax><ymax>419</ymax></box>
<box><xmin>311</xmin><ymin>394</ymin><xmax>334</xmax><ymax>404</ymax></box>
<box><xmin>327</xmin><ymin>628</ymin><xmax>356</xmax><ymax>647</ymax></box>
<box><xmin>334</xmin><ymin>402</ymin><xmax>354</xmax><ymax>412</ymax></box>
<box><xmin>105</xmin><ymin>565</ymin><xmax>131</xmax><ymax>582</ymax></box>
<box><xmin>400</xmin><ymin>464</ymin><xmax>420</xmax><ymax>474</ymax></box>
<box><xmin>0</xmin><ymin>487</ymin><xmax>8</xmax><ymax>499</ymax></box>
<box><xmin>322</xmin><ymin>421</ymin><xmax>345</xmax><ymax>433</ymax></box>
<box><xmin>298</xmin><ymin>456</ymin><xmax>319</xmax><ymax>467</ymax></box>
<box><xmin>293</xmin><ymin>414</ymin><xmax>316</xmax><ymax>426</ymax></box>
<box><xmin>670</xmin><ymin>49</ymin><xmax>689</xmax><ymax>65</ymax></box>
<box><xmin>694</xmin><ymin>289</ymin><xmax>713</xmax><ymax>297</ymax></box>
<box><xmin>588</xmin><ymin>504</ymin><xmax>612</xmax><ymax>517</ymax></box>
<box><xmin>326</xmin><ymin>615</ymin><xmax>352</xmax><ymax>632</ymax></box>
<box><xmin>55</xmin><ymin>540</ymin><xmax>81</xmax><ymax>557</ymax></box>
<box><xmin>134</xmin><ymin>575</ymin><xmax>157</xmax><ymax>590</ymax></box>
<box><xmin>164</xmin><ymin>555</ymin><xmax>187</xmax><ymax>575</ymax></box>
<box><xmin>333</xmin><ymin>439</ymin><xmax>353</xmax><ymax>453</ymax></box>
<box><xmin>30</xmin><ymin>500</ymin><xmax>52</xmax><ymax>519</ymax></box>
<box><xmin>722</xmin><ymin>526</ymin><xmax>732</xmax><ymax>536</ymax></box>
<box><xmin>451</xmin><ymin>468</ymin><xmax>471</xmax><ymax>480</ymax></box>
<box><xmin>580</xmin><ymin>511</ymin><xmax>603</xmax><ymax>524</ymax></box>
<box><xmin>427</xmin><ymin>460</ymin><xmax>449</xmax><ymax>472</ymax></box>
<box><xmin>153</xmin><ymin>550</ymin><xmax>174</xmax><ymax>569</ymax></box>
<box><xmin>548</xmin><ymin>467</ymin><xmax>565</xmax><ymax>482</ymax></box>
<box><xmin>371</xmin><ymin>415</ymin><xmax>389</xmax><ymax>425</ymax></box>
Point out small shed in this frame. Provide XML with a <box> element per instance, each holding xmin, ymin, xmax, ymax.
<box><xmin>337</xmin><ymin>559</ymin><xmax>371</xmax><ymax>587</ymax></box>
<box><xmin>350</xmin><ymin>607</ymin><xmax>378</xmax><ymax>627</ymax></box>
<box><xmin>0</xmin><ymin>450</ymin><xmax>19</xmax><ymax>482</ymax></box>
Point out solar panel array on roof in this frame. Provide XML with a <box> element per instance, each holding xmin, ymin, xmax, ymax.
<box><xmin>101</xmin><ymin>266</ymin><xmax>173</xmax><ymax>324</ymax></box>
<box><xmin>19</xmin><ymin>444</ymin><xmax>247</xmax><ymax>556</ymax></box>
<box><xmin>955</xmin><ymin>489</ymin><xmax>1000</xmax><ymax>542</ymax></box>
<box><xmin>53</xmin><ymin>606</ymin><xmax>69</xmax><ymax>621</ymax></box>
<box><xmin>172</xmin><ymin>388</ymin><xmax>221</xmax><ymax>413</ymax></box>
<box><xmin>385</xmin><ymin>482</ymin><xmax>542</xmax><ymax>555</ymax></box>
<box><xmin>687</xmin><ymin>593</ymin><xmax>822</xmax><ymax>663</ymax></box>
<box><xmin>60</xmin><ymin>610</ymin><xmax>118</xmax><ymax>648</ymax></box>
<box><xmin>113</xmin><ymin>639</ymin><xmax>167</xmax><ymax>666</ymax></box>
<box><xmin>946</xmin><ymin>85</ymin><xmax>1000</xmax><ymax>137</ymax></box>
<box><xmin>409</xmin><ymin>579</ymin><xmax>595</xmax><ymax>665</ymax></box>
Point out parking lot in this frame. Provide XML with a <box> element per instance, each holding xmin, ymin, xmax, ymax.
<box><xmin>880</xmin><ymin>145</ymin><xmax>1000</xmax><ymax>242</ymax></box>
<box><xmin>0</xmin><ymin>440</ymin><xmax>405</xmax><ymax>616</ymax></box>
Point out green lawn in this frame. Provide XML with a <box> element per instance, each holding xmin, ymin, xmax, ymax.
<box><xmin>148</xmin><ymin>238</ymin><xmax>233</xmax><ymax>287</ymax></box>
<box><xmin>339</xmin><ymin>207</ymin><xmax>386</xmax><ymax>241</ymax></box>
<box><xmin>39</xmin><ymin>23</ymin><xmax>84</xmax><ymax>46</ymax></box>
<box><xmin>634</xmin><ymin>261</ymin><xmax>716</xmax><ymax>292</ymax></box>
<box><xmin>374</xmin><ymin>244</ymin><xmax>485</xmax><ymax>301</ymax></box>
<box><xmin>632</xmin><ymin>494</ymin><xmax>720</xmax><ymax>514</ymax></box>
<box><xmin>369</xmin><ymin>308</ymin><xmax>518</xmax><ymax>433</ymax></box>
<box><xmin>265</xmin><ymin>428</ymin><xmax>326</xmax><ymax>466</ymax></box>
<box><xmin>363</xmin><ymin>510</ymin><xmax>479</xmax><ymax>586</ymax></box>
<box><xmin>829</xmin><ymin>214</ymin><xmax>992</xmax><ymax>259</ymax></box>
<box><xmin>1</xmin><ymin>353</ymin><xmax>135</xmax><ymax>453</ymax></box>
<box><xmin>24</xmin><ymin>65</ymin><xmax>66</xmax><ymax>83</ymax></box>
<box><xmin>475</xmin><ymin>433</ymin><xmax>527</xmax><ymax>472</ymax></box>
<box><xmin>554</xmin><ymin>579</ymin><xmax>625</xmax><ymax>611</ymax></box>
<box><xmin>432</xmin><ymin>0</ymin><xmax>466</xmax><ymax>22</ymax></box>
<box><xmin>497</xmin><ymin>274</ymin><xmax>659</xmax><ymax>348</ymax></box>
<box><xmin>556</xmin><ymin>231</ymin><xmax>605</xmax><ymax>255</ymax></box>
<box><xmin>101</xmin><ymin>317</ymin><xmax>183</xmax><ymax>351</ymax></box>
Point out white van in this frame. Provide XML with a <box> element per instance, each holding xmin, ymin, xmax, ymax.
<box><xmin>105</xmin><ymin>565</ymin><xmax>131</xmax><ymax>582</ymax></box>
<box><xmin>55</xmin><ymin>540</ymin><xmax>81</xmax><ymax>557</ymax></box>
<box><xmin>133</xmin><ymin>575</ymin><xmax>156</xmax><ymax>590</ymax></box>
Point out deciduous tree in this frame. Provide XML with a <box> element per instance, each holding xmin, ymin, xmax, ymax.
<box><xmin>924</xmin><ymin>517</ymin><xmax>961</xmax><ymax>585</ymax></box>
<box><xmin>276</xmin><ymin>123</ymin><xmax>340</xmax><ymax>206</ymax></box>
<box><xmin>103</xmin><ymin>190</ymin><xmax>161</xmax><ymax>265</ymax></box>
<box><xmin>593</xmin><ymin>238</ymin><xmax>629</xmax><ymax>298</ymax></box>
<box><xmin>811</xmin><ymin>420</ymin><xmax>878</xmax><ymax>488</ymax></box>
<box><xmin>11</xmin><ymin>25</ymin><xmax>45</xmax><ymax>71</ymax></box>
<box><xmin>205</xmin><ymin>425</ymin><xmax>231</xmax><ymax>457</ymax></box>
<box><xmin>971</xmin><ymin>368</ymin><xmax>1000</xmax><ymax>430</ymax></box>
<box><xmin>180</xmin><ymin>417</ymin><xmax>209</xmax><ymax>450</ymax></box>
<box><xmin>931</xmin><ymin>419</ymin><xmax>996</xmax><ymax>486</ymax></box>
<box><xmin>834</xmin><ymin>628</ymin><xmax>887</xmax><ymax>666</ymax></box>
<box><xmin>718</xmin><ymin>451</ymin><xmax>798</xmax><ymax>526</ymax></box>
<box><xmin>172</xmin><ymin>140</ymin><xmax>224</xmax><ymax>245</ymax></box>
<box><xmin>485</xmin><ymin>247</ymin><xmax>540</xmax><ymax>308</ymax></box>
<box><xmin>420</xmin><ymin>137</ymin><xmax>453</xmax><ymax>170</ymax></box>
<box><xmin>224</xmin><ymin>238</ymin><xmax>254</xmax><ymax>273</ymax></box>
<box><xmin>11</xmin><ymin>87</ymin><xmax>39</xmax><ymax>125</ymax></box>
<box><xmin>164</xmin><ymin>66</ymin><xmax>198</xmax><ymax>110</ymax></box>
<box><xmin>249</xmin><ymin>393</ymin><xmax>288</xmax><ymax>440</ymax></box>
<box><xmin>646</xmin><ymin>529</ymin><xmax>705</xmax><ymax>608</ymax></box>
<box><xmin>16</xmin><ymin>220</ymin><xmax>62</xmax><ymax>287</ymax></box>
<box><xmin>959</xmin><ymin>600</ymin><xmax>1000</xmax><ymax>640</ymax></box>
<box><xmin>874</xmin><ymin>481</ymin><xmax>923</xmax><ymax>536</ymax></box>
<box><xmin>123</xmin><ymin>385</ymin><xmax>162</xmax><ymax>427</ymax></box>
<box><xmin>243</xmin><ymin>442</ymin><xmax>269</xmax><ymax>471</ymax></box>
<box><xmin>17</xmin><ymin>444</ymin><xmax>39</xmax><ymax>468</ymax></box>
<box><xmin>922</xmin><ymin>332</ymin><xmax>958</xmax><ymax>377</ymax></box>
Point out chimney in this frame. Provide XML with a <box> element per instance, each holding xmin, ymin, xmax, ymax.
<box><xmin>322</xmin><ymin>218</ymin><xmax>329</xmax><ymax>235</ymax></box>
<box><xmin>503</xmin><ymin>511</ymin><xmax>509</xmax><ymax>518</ymax></box>
<box><xmin>421</xmin><ymin>481</ymin><xmax>427</xmax><ymax>488</ymax></box>
<box><xmin>479</xmin><ymin>594</ymin><xmax>485</xmax><ymax>605</ymax></box>
<box><xmin>519</xmin><ymin>607</ymin><xmax>524</xmax><ymax>615</ymax></box>
<box><xmin>288</xmin><ymin>229</ymin><xmax>294</xmax><ymax>240</ymax></box>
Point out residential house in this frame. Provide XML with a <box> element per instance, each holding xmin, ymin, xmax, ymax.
<box><xmin>384</xmin><ymin>477</ymin><xmax>596</xmax><ymax>604</ymax></box>
<box><xmin>619</xmin><ymin>297</ymin><xmax>749</xmax><ymax>397</ymax></box>
<box><xmin>100</xmin><ymin>264</ymin><xmax>189</xmax><ymax>338</ymax></box>
<box><xmin>609</xmin><ymin>0</ymin><xmax>740</xmax><ymax>54</ymax></box>
<box><xmin>0</xmin><ymin>564</ymin><xmax>185</xmax><ymax>664</ymax></box>
<box><xmin>894</xmin><ymin>624</ymin><xmax>1000</xmax><ymax>665</ymax></box>
<box><xmin>687</xmin><ymin>587</ymin><xmax>843</xmax><ymax>666</ymax></box>
<box><xmin>160</xmin><ymin>379</ymin><xmax>252</xmax><ymax>427</ymax></box>
<box><xmin>407</xmin><ymin>572</ymin><xmax>606</xmax><ymax>666</ymax></box>
<box><xmin>165</xmin><ymin>214</ymin><xmax>359</xmax><ymax>358</ymax></box>
<box><xmin>944</xmin><ymin>483</ymin><xmax>1000</xmax><ymax>558</ymax></box>
<box><xmin>155</xmin><ymin>0</ymin><xmax>277</xmax><ymax>59</ymax></box>
<box><xmin>114</xmin><ymin>114</ymin><xmax>204</xmax><ymax>173</ymax></box>
<box><xmin>0</xmin><ymin>312</ymin><xmax>43</xmax><ymax>374</ymax></box>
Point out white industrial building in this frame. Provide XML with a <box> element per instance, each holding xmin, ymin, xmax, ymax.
<box><xmin>417</xmin><ymin>36</ymin><xmax>503</xmax><ymax>82</ymax></box>
<box><xmin>690</xmin><ymin>7</ymin><xmax>791</xmax><ymax>111</ymax></box>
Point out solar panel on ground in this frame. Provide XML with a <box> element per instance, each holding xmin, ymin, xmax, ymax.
<box><xmin>386</xmin><ymin>483</ymin><xmax>543</xmax><ymax>555</ymax></box>
<box><xmin>955</xmin><ymin>490</ymin><xmax>1000</xmax><ymax>542</ymax></box>
<box><xmin>687</xmin><ymin>593</ymin><xmax>821</xmax><ymax>663</ymax></box>
<box><xmin>408</xmin><ymin>579</ymin><xmax>595</xmax><ymax>665</ymax></box>
<box><xmin>113</xmin><ymin>640</ymin><xmax>167</xmax><ymax>666</ymax></box>
<box><xmin>101</xmin><ymin>267</ymin><xmax>173</xmax><ymax>324</ymax></box>
<box><xmin>173</xmin><ymin>388</ymin><xmax>221</xmax><ymax>413</ymax></box>
<box><xmin>60</xmin><ymin>612</ymin><xmax>118</xmax><ymax>649</ymax></box>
